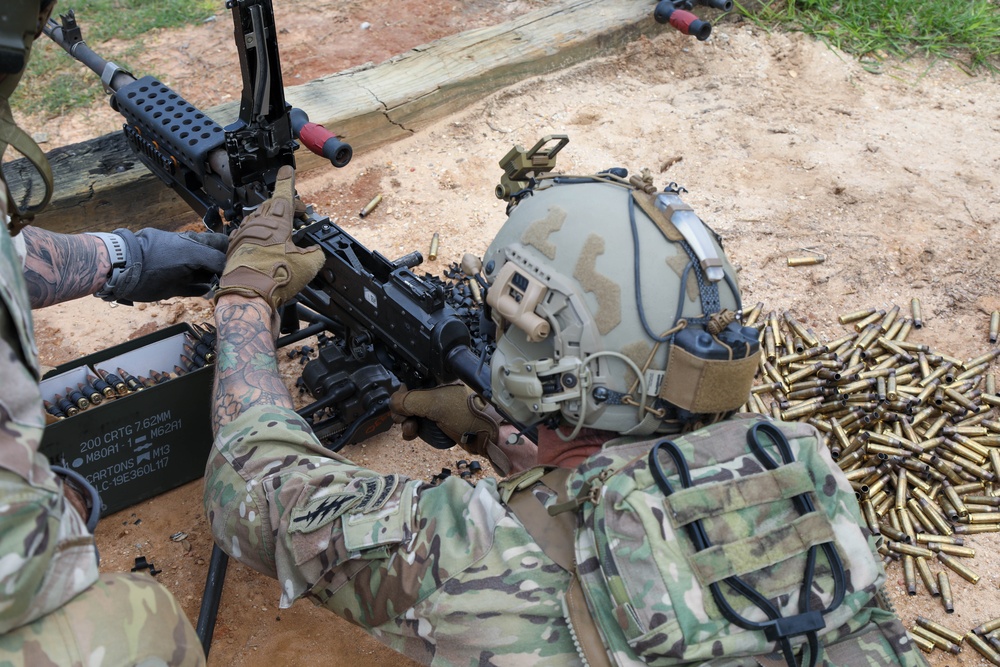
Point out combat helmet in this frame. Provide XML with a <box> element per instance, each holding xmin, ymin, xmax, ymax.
<box><xmin>483</xmin><ymin>136</ymin><xmax>760</xmax><ymax>439</ymax></box>
<box><xmin>0</xmin><ymin>0</ymin><xmax>57</xmax><ymax>235</ymax></box>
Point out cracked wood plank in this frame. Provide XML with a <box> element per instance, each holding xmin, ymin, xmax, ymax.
<box><xmin>12</xmin><ymin>0</ymin><xmax>657</xmax><ymax>234</ymax></box>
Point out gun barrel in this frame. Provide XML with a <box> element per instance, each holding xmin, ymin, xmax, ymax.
<box><xmin>44</xmin><ymin>16</ymin><xmax>136</xmax><ymax>92</ymax></box>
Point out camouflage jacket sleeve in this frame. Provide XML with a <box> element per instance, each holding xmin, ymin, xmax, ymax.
<box><xmin>0</xmin><ymin>221</ymin><xmax>99</xmax><ymax>635</ymax></box>
<box><xmin>204</xmin><ymin>405</ymin><xmax>585</xmax><ymax>666</ymax></box>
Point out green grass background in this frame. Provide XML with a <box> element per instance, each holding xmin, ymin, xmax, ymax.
<box><xmin>15</xmin><ymin>0</ymin><xmax>1000</xmax><ymax>117</ymax></box>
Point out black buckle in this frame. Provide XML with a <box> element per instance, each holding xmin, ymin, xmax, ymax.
<box><xmin>764</xmin><ymin>611</ymin><xmax>826</xmax><ymax>643</ymax></box>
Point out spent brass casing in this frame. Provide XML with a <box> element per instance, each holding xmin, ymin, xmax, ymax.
<box><xmin>916</xmin><ymin>616</ymin><xmax>964</xmax><ymax>645</ymax></box>
<box><xmin>920</xmin><ymin>362</ymin><xmax>955</xmax><ymax>387</ymax></box>
<box><xmin>855</xmin><ymin>324</ymin><xmax>882</xmax><ymax>350</ymax></box>
<box><xmin>938</xmin><ymin>571</ymin><xmax>954</xmax><ymax>613</ymax></box>
<box><xmin>764</xmin><ymin>325</ymin><xmax>776</xmax><ymax>362</ymax></box>
<box><xmin>965</xmin><ymin>632</ymin><xmax>1000</xmax><ymax>666</ymax></box>
<box><xmin>910</xmin><ymin>633</ymin><xmax>935</xmax><ymax>654</ymax></box>
<box><xmin>839</xmin><ymin>308</ymin><xmax>876</xmax><ymax>325</ymax></box>
<box><xmin>916</xmin><ymin>533</ymin><xmax>964</xmax><ymax>546</ymax></box>
<box><xmin>854</xmin><ymin>309</ymin><xmax>884</xmax><ymax>332</ymax></box>
<box><xmin>937</xmin><ymin>552</ymin><xmax>980</xmax><ymax>583</ymax></box>
<box><xmin>991</xmin><ymin>312</ymin><xmax>1000</xmax><ymax>345</ymax></box>
<box><xmin>910</xmin><ymin>624</ymin><xmax>960</xmax><ymax>653</ymax></box>
<box><xmin>954</xmin><ymin>523</ymin><xmax>1000</xmax><ymax>534</ymax></box>
<box><xmin>428</xmin><ymin>232</ymin><xmax>440</xmax><ymax>261</ymax></box>
<box><xmin>358</xmin><ymin>193</ymin><xmax>382</xmax><ymax>218</ymax></box>
<box><xmin>742</xmin><ymin>302</ymin><xmax>764</xmax><ymax>327</ymax></box>
<box><xmin>911</xmin><ymin>298</ymin><xmax>923</xmax><ymax>329</ymax></box>
<box><xmin>787</xmin><ymin>255</ymin><xmax>824</xmax><ymax>267</ymax></box>
<box><xmin>879</xmin><ymin>523</ymin><xmax>908</xmax><ymax>544</ymax></box>
<box><xmin>928</xmin><ymin>542</ymin><xmax>975</xmax><ymax>558</ymax></box>
<box><xmin>942</xmin><ymin>484</ymin><xmax>969</xmax><ymax>517</ymax></box>
<box><xmin>903</xmin><ymin>555</ymin><xmax>917</xmax><ymax>595</ymax></box>
<box><xmin>469</xmin><ymin>279</ymin><xmax>482</xmax><ymax>304</ymax></box>
<box><xmin>974</xmin><ymin>617</ymin><xmax>1000</xmax><ymax>636</ymax></box>
<box><xmin>915</xmin><ymin>556</ymin><xmax>939</xmax><ymax>597</ymax></box>
<box><xmin>887</xmin><ymin>541</ymin><xmax>934</xmax><ymax>559</ymax></box>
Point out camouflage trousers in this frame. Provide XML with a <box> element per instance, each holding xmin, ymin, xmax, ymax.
<box><xmin>0</xmin><ymin>572</ymin><xmax>205</xmax><ymax>667</ymax></box>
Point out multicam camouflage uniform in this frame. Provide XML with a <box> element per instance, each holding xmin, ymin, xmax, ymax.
<box><xmin>0</xmin><ymin>190</ymin><xmax>204</xmax><ymax>666</ymax></box>
<box><xmin>204</xmin><ymin>406</ymin><xmax>927</xmax><ymax>667</ymax></box>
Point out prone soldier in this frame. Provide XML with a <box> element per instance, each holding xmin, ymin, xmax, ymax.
<box><xmin>204</xmin><ymin>153</ymin><xmax>928</xmax><ymax>665</ymax></box>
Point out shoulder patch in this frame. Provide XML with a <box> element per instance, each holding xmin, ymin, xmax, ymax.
<box><xmin>289</xmin><ymin>490</ymin><xmax>362</xmax><ymax>534</ymax></box>
<box><xmin>353</xmin><ymin>473</ymin><xmax>399</xmax><ymax>514</ymax></box>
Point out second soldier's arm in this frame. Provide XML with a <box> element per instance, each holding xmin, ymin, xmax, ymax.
<box><xmin>19</xmin><ymin>225</ymin><xmax>228</xmax><ymax>309</ymax></box>
<box><xmin>20</xmin><ymin>227</ymin><xmax>110</xmax><ymax>308</ymax></box>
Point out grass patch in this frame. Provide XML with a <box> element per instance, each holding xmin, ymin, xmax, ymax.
<box><xmin>13</xmin><ymin>0</ymin><xmax>217</xmax><ymax>117</ymax></box>
<box><xmin>736</xmin><ymin>0</ymin><xmax>1000</xmax><ymax>72</ymax></box>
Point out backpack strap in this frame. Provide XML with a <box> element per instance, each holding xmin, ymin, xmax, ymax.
<box><xmin>505</xmin><ymin>467</ymin><xmax>615</xmax><ymax>667</ymax></box>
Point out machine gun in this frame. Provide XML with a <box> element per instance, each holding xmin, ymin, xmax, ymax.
<box><xmin>44</xmin><ymin>0</ymin><xmax>493</xmax><ymax>453</ymax></box>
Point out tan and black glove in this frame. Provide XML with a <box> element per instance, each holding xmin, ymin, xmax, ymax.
<box><xmin>214</xmin><ymin>165</ymin><xmax>324</xmax><ymax>324</ymax></box>
<box><xmin>390</xmin><ymin>383</ymin><xmax>502</xmax><ymax>457</ymax></box>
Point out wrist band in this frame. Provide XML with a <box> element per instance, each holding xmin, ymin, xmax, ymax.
<box><xmin>86</xmin><ymin>232</ymin><xmax>128</xmax><ymax>301</ymax></box>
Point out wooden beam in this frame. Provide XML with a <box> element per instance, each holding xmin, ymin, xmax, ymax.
<box><xmin>12</xmin><ymin>0</ymin><xmax>657</xmax><ymax>234</ymax></box>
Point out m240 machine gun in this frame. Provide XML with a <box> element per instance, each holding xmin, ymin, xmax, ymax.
<box><xmin>44</xmin><ymin>0</ymin><xmax>493</xmax><ymax>454</ymax></box>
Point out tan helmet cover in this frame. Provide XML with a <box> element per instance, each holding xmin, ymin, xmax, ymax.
<box><xmin>483</xmin><ymin>174</ymin><xmax>754</xmax><ymax>437</ymax></box>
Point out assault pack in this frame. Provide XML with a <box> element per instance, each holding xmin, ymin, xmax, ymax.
<box><xmin>504</xmin><ymin>414</ymin><xmax>927</xmax><ymax>666</ymax></box>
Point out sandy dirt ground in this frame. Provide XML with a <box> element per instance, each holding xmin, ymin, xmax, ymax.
<box><xmin>15</xmin><ymin>0</ymin><xmax>1000</xmax><ymax>665</ymax></box>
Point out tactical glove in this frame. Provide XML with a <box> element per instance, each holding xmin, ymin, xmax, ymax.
<box><xmin>213</xmin><ymin>165</ymin><xmax>325</xmax><ymax>312</ymax></box>
<box><xmin>92</xmin><ymin>228</ymin><xmax>229</xmax><ymax>303</ymax></box>
<box><xmin>389</xmin><ymin>383</ymin><xmax>502</xmax><ymax>458</ymax></box>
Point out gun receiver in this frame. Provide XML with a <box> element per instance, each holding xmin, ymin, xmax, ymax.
<box><xmin>45</xmin><ymin>0</ymin><xmax>490</xmax><ymax>452</ymax></box>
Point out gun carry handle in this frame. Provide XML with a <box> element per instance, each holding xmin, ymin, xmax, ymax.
<box><xmin>290</xmin><ymin>108</ymin><xmax>353</xmax><ymax>168</ymax></box>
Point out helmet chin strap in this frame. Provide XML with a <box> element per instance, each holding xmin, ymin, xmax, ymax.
<box><xmin>0</xmin><ymin>101</ymin><xmax>54</xmax><ymax>235</ymax></box>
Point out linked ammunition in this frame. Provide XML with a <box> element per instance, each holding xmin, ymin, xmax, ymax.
<box><xmin>149</xmin><ymin>369</ymin><xmax>170</xmax><ymax>384</ymax></box>
<box><xmin>54</xmin><ymin>394</ymin><xmax>79</xmax><ymax>417</ymax></box>
<box><xmin>89</xmin><ymin>374</ymin><xmax>115</xmax><ymax>399</ymax></box>
<box><xmin>117</xmin><ymin>367</ymin><xmax>143</xmax><ymax>392</ymax></box>
<box><xmin>65</xmin><ymin>385</ymin><xmax>89</xmax><ymax>411</ymax></box>
<box><xmin>97</xmin><ymin>368</ymin><xmax>128</xmax><ymax>396</ymax></box>
<box><xmin>43</xmin><ymin>399</ymin><xmax>66</xmax><ymax>420</ymax></box>
<box><xmin>78</xmin><ymin>381</ymin><xmax>102</xmax><ymax>406</ymax></box>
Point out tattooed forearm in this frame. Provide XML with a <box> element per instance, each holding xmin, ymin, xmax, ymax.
<box><xmin>21</xmin><ymin>227</ymin><xmax>110</xmax><ymax>308</ymax></box>
<box><xmin>212</xmin><ymin>296</ymin><xmax>294</xmax><ymax>434</ymax></box>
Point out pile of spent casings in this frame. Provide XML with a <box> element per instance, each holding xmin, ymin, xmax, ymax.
<box><xmin>742</xmin><ymin>301</ymin><xmax>1000</xmax><ymax>664</ymax></box>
